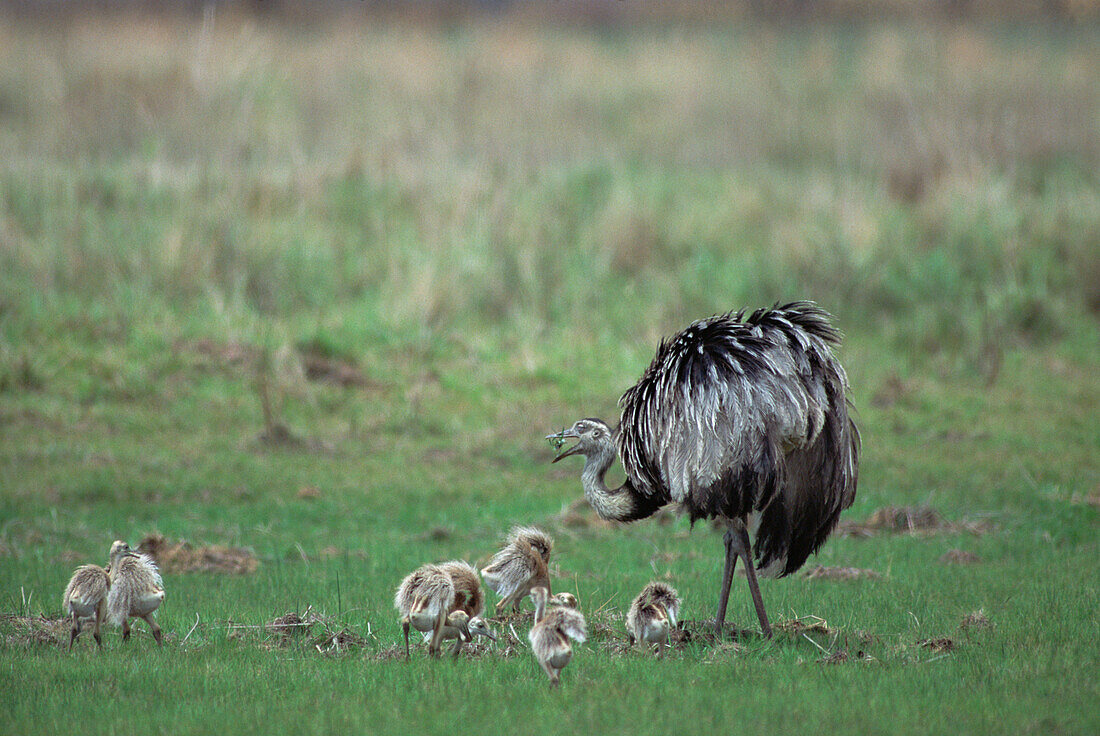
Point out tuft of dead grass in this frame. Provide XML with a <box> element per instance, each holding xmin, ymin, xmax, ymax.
<box><xmin>918</xmin><ymin>637</ymin><xmax>956</xmax><ymax>652</ymax></box>
<box><xmin>226</xmin><ymin>607</ymin><xmax>371</xmax><ymax>655</ymax></box>
<box><xmin>1</xmin><ymin>614</ymin><xmax>70</xmax><ymax>648</ymax></box>
<box><xmin>959</xmin><ymin>609</ymin><xmax>993</xmax><ymax>632</ymax></box>
<box><xmin>138</xmin><ymin>533</ymin><xmax>259</xmax><ymax>575</ymax></box>
<box><xmin>940</xmin><ymin>549</ymin><xmax>982</xmax><ymax>565</ymax></box>
<box><xmin>803</xmin><ymin>565</ymin><xmax>883</xmax><ymax>581</ymax></box>
<box><xmin>839</xmin><ymin>506</ymin><xmax>993</xmax><ymax>537</ymax></box>
<box><xmin>820</xmin><ymin>649</ymin><xmax>850</xmax><ymax>664</ymax></box>
<box><xmin>775</xmin><ymin>615</ymin><xmax>833</xmax><ymax>636</ymax></box>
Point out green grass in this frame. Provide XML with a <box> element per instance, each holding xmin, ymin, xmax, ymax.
<box><xmin>1</xmin><ymin>13</ymin><xmax>1099</xmax><ymax>736</ymax></box>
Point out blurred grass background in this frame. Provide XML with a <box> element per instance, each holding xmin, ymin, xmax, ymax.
<box><xmin>0</xmin><ymin>4</ymin><xmax>1097</xmax><ymax>735</ymax></box>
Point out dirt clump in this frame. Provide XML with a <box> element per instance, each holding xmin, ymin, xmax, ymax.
<box><xmin>138</xmin><ymin>534</ymin><xmax>259</xmax><ymax>575</ymax></box>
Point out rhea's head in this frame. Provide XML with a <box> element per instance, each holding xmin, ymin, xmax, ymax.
<box><xmin>108</xmin><ymin>540</ymin><xmax>130</xmax><ymax>565</ymax></box>
<box><xmin>552</xmin><ymin>592</ymin><xmax>579</xmax><ymax>609</ymax></box>
<box><xmin>547</xmin><ymin>418</ymin><xmax>615</xmax><ymax>463</ymax></box>
<box><xmin>467</xmin><ymin>616</ymin><xmax>497</xmax><ymax>642</ymax></box>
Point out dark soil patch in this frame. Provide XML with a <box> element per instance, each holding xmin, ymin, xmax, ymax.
<box><xmin>803</xmin><ymin>565</ymin><xmax>882</xmax><ymax>581</ymax></box>
<box><xmin>839</xmin><ymin>506</ymin><xmax>993</xmax><ymax>537</ymax></box>
<box><xmin>300</xmin><ymin>353</ymin><xmax>371</xmax><ymax>388</ymax></box>
<box><xmin>179</xmin><ymin>338</ymin><xmax>260</xmax><ymax>367</ymax></box>
<box><xmin>138</xmin><ymin>534</ymin><xmax>259</xmax><ymax>575</ymax></box>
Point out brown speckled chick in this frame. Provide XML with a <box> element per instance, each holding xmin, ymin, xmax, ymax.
<box><xmin>63</xmin><ymin>564</ymin><xmax>110</xmax><ymax>650</ymax></box>
<box><xmin>106</xmin><ymin>540</ymin><xmax>165</xmax><ymax>645</ymax></box>
<box><xmin>480</xmin><ymin>526</ymin><xmax>553</xmax><ymax>617</ymax></box>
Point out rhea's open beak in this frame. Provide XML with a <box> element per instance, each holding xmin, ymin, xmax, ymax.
<box><xmin>486</xmin><ymin>629</ymin><xmax>499</xmax><ymax>641</ymax></box>
<box><xmin>547</xmin><ymin>428</ymin><xmax>581</xmax><ymax>463</ymax></box>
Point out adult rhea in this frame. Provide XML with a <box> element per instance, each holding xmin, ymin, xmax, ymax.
<box><xmin>549</xmin><ymin>302</ymin><xmax>860</xmax><ymax>637</ymax></box>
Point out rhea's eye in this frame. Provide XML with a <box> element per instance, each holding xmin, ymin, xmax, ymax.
<box><xmin>592</xmin><ymin>429</ymin><xmax>602</xmax><ymax>439</ymax></box>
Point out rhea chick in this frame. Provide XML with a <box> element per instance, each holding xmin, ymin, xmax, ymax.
<box><xmin>106</xmin><ymin>540</ymin><xmax>165</xmax><ymax>645</ymax></box>
<box><xmin>62</xmin><ymin>564</ymin><xmax>110</xmax><ymax>650</ymax></box>
<box><xmin>626</xmin><ymin>582</ymin><xmax>681</xmax><ymax>657</ymax></box>
<box><xmin>436</xmin><ymin>560</ymin><xmax>497</xmax><ymax>655</ymax></box>
<box><xmin>436</xmin><ymin>610</ymin><xmax>498</xmax><ymax>656</ymax></box>
<box><xmin>481</xmin><ymin>526</ymin><xmax>553</xmax><ymax>617</ymax></box>
<box><xmin>528</xmin><ymin>586</ymin><xmax>587</xmax><ymax>687</ymax></box>
<box><xmin>395</xmin><ymin>563</ymin><xmax>455</xmax><ymax>658</ymax></box>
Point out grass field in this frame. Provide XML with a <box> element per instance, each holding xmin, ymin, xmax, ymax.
<box><xmin>1</xmin><ymin>11</ymin><xmax>1098</xmax><ymax>735</ymax></box>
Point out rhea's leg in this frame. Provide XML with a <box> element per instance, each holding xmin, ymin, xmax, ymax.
<box><xmin>142</xmin><ymin>614</ymin><xmax>163</xmax><ymax>646</ymax></box>
<box><xmin>539</xmin><ymin>660</ymin><xmax>559</xmax><ymax>686</ymax></box>
<box><xmin>402</xmin><ymin>619</ymin><xmax>411</xmax><ymax>659</ymax></box>
<box><xmin>428</xmin><ymin>614</ymin><xmax>446</xmax><ymax>657</ymax></box>
<box><xmin>733</xmin><ymin>520</ymin><xmax>773</xmax><ymax>638</ymax></box>
<box><xmin>121</xmin><ymin>619</ymin><xmax>131</xmax><ymax>642</ymax></box>
<box><xmin>714</xmin><ymin>526</ymin><xmax>739</xmax><ymax>636</ymax></box>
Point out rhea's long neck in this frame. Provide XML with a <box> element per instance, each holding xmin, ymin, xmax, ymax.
<box><xmin>581</xmin><ymin>441</ymin><xmax>640</xmax><ymax>522</ymax></box>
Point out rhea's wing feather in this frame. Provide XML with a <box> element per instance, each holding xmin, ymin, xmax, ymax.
<box><xmin>618</xmin><ymin>302</ymin><xmax>852</xmax><ymax>522</ymax></box>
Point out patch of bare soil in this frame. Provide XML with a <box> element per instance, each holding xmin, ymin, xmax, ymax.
<box><xmin>138</xmin><ymin>534</ymin><xmax>259</xmax><ymax>575</ymax></box>
<box><xmin>300</xmin><ymin>352</ymin><xmax>371</xmax><ymax>388</ymax></box>
<box><xmin>803</xmin><ymin>565</ymin><xmax>883</xmax><ymax>581</ymax></box>
<box><xmin>839</xmin><ymin>506</ymin><xmax>993</xmax><ymax>537</ymax></box>
<box><xmin>1</xmin><ymin>614</ymin><xmax>69</xmax><ymax>647</ymax></box>
<box><xmin>297</xmin><ymin>484</ymin><xmax>322</xmax><ymax>500</ymax></box>
<box><xmin>179</xmin><ymin>339</ymin><xmax>373</xmax><ymax>390</ymax></box>
<box><xmin>940</xmin><ymin>549</ymin><xmax>982</xmax><ymax>565</ymax></box>
<box><xmin>180</xmin><ymin>338</ymin><xmax>260</xmax><ymax>367</ymax></box>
